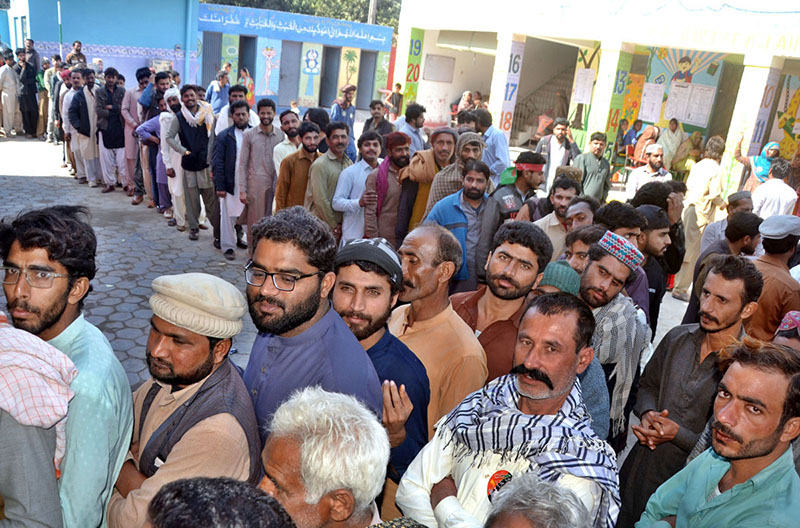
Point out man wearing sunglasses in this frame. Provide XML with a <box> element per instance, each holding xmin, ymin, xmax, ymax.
<box><xmin>241</xmin><ymin>206</ymin><xmax>383</xmax><ymax>445</ymax></box>
<box><xmin>0</xmin><ymin>205</ymin><xmax>133</xmax><ymax>528</ymax></box>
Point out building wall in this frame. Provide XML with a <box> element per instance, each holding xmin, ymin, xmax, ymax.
<box><xmin>0</xmin><ymin>9</ymin><xmax>10</xmax><ymax>48</ymax></box>
<box><xmin>517</xmin><ymin>38</ymin><xmax>578</xmax><ymax>100</ymax></box>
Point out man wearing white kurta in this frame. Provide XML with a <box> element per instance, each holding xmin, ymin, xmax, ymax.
<box><xmin>62</xmin><ymin>71</ymin><xmax>86</xmax><ymax>183</ymax></box>
<box><xmin>396</xmin><ymin>293</ymin><xmax>620</xmax><ymax>528</ymax></box>
<box><xmin>751</xmin><ymin>158</ymin><xmax>797</xmax><ymax>219</ymax></box>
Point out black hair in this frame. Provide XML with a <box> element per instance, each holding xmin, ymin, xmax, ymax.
<box><xmin>462</xmin><ymin>159</ymin><xmax>490</xmax><ymax>180</ymax></box>
<box><xmin>81</xmin><ymin>68</ymin><xmax>94</xmax><ymax>80</ymax></box>
<box><xmin>770</xmin><ymin>158</ymin><xmax>791</xmax><ymax>180</ymax></box>
<box><xmin>550</xmin><ymin>175</ymin><xmax>581</xmax><ymax>196</ymax></box>
<box><xmin>148</xmin><ymin>477</ymin><xmax>296</xmax><ymax>528</ymax></box>
<box><xmin>298</xmin><ymin>121</ymin><xmax>320</xmax><ymax>138</ymax></box>
<box><xmin>257</xmin><ymin>98</ymin><xmax>276</xmax><ymax>111</ymax></box>
<box><xmin>524</xmin><ymin>292</ymin><xmax>596</xmax><ymax>352</ymax></box>
<box><xmin>516</xmin><ymin>151</ymin><xmax>546</xmax><ymax>165</ymax></box>
<box><xmin>457</xmin><ymin>110</ymin><xmax>476</xmax><ymax>124</ymax></box>
<box><xmin>633</xmin><ymin>119</ymin><xmax>643</xmax><ymax>126</ymax></box>
<box><xmin>104</xmin><ymin>67</ymin><xmax>119</xmax><ymax>78</ymax></box>
<box><xmin>51</xmin><ymin>54</ymin><xmax>62</xmax><ymax>62</ymax></box>
<box><xmin>357</xmin><ymin>130</ymin><xmax>383</xmax><ymax>150</ymax></box>
<box><xmin>565</xmin><ymin>225</ymin><xmax>606</xmax><ymax>248</ymax></box>
<box><xmin>665</xmin><ymin>179</ymin><xmax>687</xmax><ymax>195</ymax></box>
<box><xmin>707</xmin><ymin>254</ymin><xmax>763</xmax><ymax>305</ymax></box>
<box><xmin>490</xmin><ymin>223</ymin><xmax>553</xmax><ymax>274</ymax></box>
<box><xmin>135</xmin><ymin>67</ymin><xmax>151</xmax><ymax>82</ymax></box>
<box><xmin>326</xmin><ymin>121</ymin><xmax>349</xmax><ymax>136</ymax></box>
<box><xmin>179</xmin><ymin>84</ymin><xmax>197</xmax><ymax>97</ymax></box>
<box><xmin>117</xmin><ymin>74</ymin><xmax>125</xmax><ymax>82</ymax></box>
<box><xmin>589</xmin><ymin>131</ymin><xmax>607</xmax><ymax>143</ymax></box>
<box><xmin>229</xmin><ymin>100</ymin><xmax>250</xmax><ymax>113</ymax></box>
<box><xmin>724</xmin><ymin>212</ymin><xmax>762</xmax><ymax>242</ymax></box>
<box><xmin>763</xmin><ymin>234</ymin><xmax>800</xmax><ymax>256</ymax></box>
<box><xmin>72</xmin><ymin>40</ymin><xmax>81</xmax><ymax>46</ymax></box>
<box><xmin>303</xmin><ymin>107</ymin><xmax>330</xmax><ymax>130</ymax></box>
<box><xmin>229</xmin><ymin>84</ymin><xmax>248</xmax><ymax>96</ymax></box>
<box><xmin>631</xmin><ymin>181</ymin><xmax>671</xmax><ymax>210</ymax></box>
<box><xmin>568</xmin><ymin>195</ymin><xmax>600</xmax><ymax>214</ymax></box>
<box><xmin>678</xmin><ymin>56</ymin><xmax>691</xmax><ymax>64</ymax></box>
<box><xmin>594</xmin><ymin>200</ymin><xmax>646</xmax><ymax>231</ymax></box>
<box><xmin>251</xmin><ymin>206</ymin><xmax>337</xmax><ymax>273</ymax></box>
<box><xmin>154</xmin><ymin>71</ymin><xmax>170</xmax><ymax>83</ymax></box>
<box><xmin>217</xmin><ymin>69</ymin><xmax>228</xmax><ymax>79</ymax></box>
<box><xmin>553</xmin><ymin>117</ymin><xmax>569</xmax><ymax>128</ymax></box>
<box><xmin>405</xmin><ymin>103</ymin><xmax>426</xmax><ymax>121</ymax></box>
<box><xmin>475</xmin><ymin>108</ymin><xmax>493</xmax><ymax>127</ymax></box>
<box><xmin>279</xmin><ymin>108</ymin><xmax>296</xmax><ymax>122</ymax></box>
<box><xmin>334</xmin><ymin>259</ymin><xmax>401</xmax><ymax>295</ymax></box>
<box><xmin>0</xmin><ymin>206</ymin><xmax>96</xmax><ymax>307</ymax></box>
<box><xmin>369</xmin><ymin>99</ymin><xmax>385</xmax><ymax>110</ymax></box>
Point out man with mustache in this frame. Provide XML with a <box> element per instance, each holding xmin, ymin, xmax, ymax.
<box><xmin>332</xmin><ymin>130</ymin><xmax>383</xmax><ymax>244</ymax></box>
<box><xmin>637</xmin><ymin>338</ymin><xmax>800</xmax><ymax>527</ymax></box>
<box><xmin>579</xmin><ymin>231</ymin><xmax>650</xmax><ymax>453</ymax></box>
<box><xmin>0</xmin><ymin>206</ymin><xmax>132</xmax><ymax>527</ymax></box>
<box><xmin>396</xmin><ymin>293</ymin><xmax>621</xmax><ymax>528</ymax></box>
<box><xmin>332</xmin><ymin>237</ymin><xmax>430</xmax><ymax>519</ymax></box>
<box><xmin>363</xmin><ymin>131</ymin><xmax>410</xmax><ymax>247</ymax></box>
<box><xmin>107</xmin><ymin>273</ymin><xmax>261</xmax><ymax>528</ymax></box>
<box><xmin>617</xmin><ymin>255</ymin><xmax>762</xmax><ymax>527</ymax></box>
<box><xmin>388</xmin><ymin>223</ymin><xmax>487</xmax><ymax>440</ymax></box>
<box><xmin>424</xmin><ymin>131</ymin><xmax>484</xmax><ymax>217</ymax></box>
<box><xmin>532</xmin><ymin>175</ymin><xmax>581</xmax><ymax>262</ymax></box>
<box><xmin>427</xmin><ymin>160</ymin><xmax>500</xmax><ymax>293</ymax></box>
<box><xmin>241</xmin><ymin>207</ymin><xmax>382</xmax><ymax>445</ymax></box>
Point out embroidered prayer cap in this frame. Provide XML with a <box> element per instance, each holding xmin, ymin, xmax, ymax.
<box><xmin>335</xmin><ymin>238</ymin><xmax>403</xmax><ymax>288</ymax></box>
<box><xmin>759</xmin><ymin>215</ymin><xmax>800</xmax><ymax>240</ymax></box>
<box><xmin>726</xmin><ymin>190</ymin><xmax>751</xmax><ymax>204</ymax></box>
<box><xmin>539</xmin><ymin>261</ymin><xmax>580</xmax><ymax>296</ymax></box>
<box><xmin>340</xmin><ymin>84</ymin><xmax>357</xmax><ymax>93</ymax></box>
<box><xmin>149</xmin><ymin>273</ymin><xmax>246</xmax><ymax>339</ymax></box>
<box><xmin>777</xmin><ymin>311</ymin><xmax>800</xmax><ymax>333</ymax></box>
<box><xmin>385</xmin><ymin>131</ymin><xmax>410</xmax><ymax>151</ymax></box>
<box><xmin>645</xmin><ymin>143</ymin><xmax>663</xmax><ymax>154</ymax></box>
<box><xmin>597</xmin><ymin>230</ymin><xmax>644</xmax><ymax>271</ymax></box>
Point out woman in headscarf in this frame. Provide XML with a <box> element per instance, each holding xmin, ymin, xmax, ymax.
<box><xmin>735</xmin><ymin>134</ymin><xmax>781</xmax><ymax>191</ymax></box>
<box><xmin>671</xmin><ymin>131</ymin><xmax>703</xmax><ymax>178</ymax></box>
<box><xmin>457</xmin><ymin>90</ymin><xmax>474</xmax><ymax>112</ymax></box>
<box><xmin>633</xmin><ymin>125</ymin><xmax>660</xmax><ymax>165</ymax></box>
<box><xmin>660</xmin><ymin>118</ymin><xmax>685</xmax><ymax>170</ymax></box>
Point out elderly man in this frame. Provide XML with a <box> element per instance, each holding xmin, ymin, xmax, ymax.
<box><xmin>424</xmin><ymin>131</ymin><xmax>484</xmax><ymax>217</ymax></box>
<box><xmin>258</xmin><ymin>387</ymin><xmax>425</xmax><ymax>527</ymax></box>
<box><xmin>1</xmin><ymin>206</ymin><xmax>133</xmax><ymax>527</ymax></box>
<box><xmin>107</xmin><ymin>273</ymin><xmax>262</xmax><ymax>528</ymax></box>
<box><xmin>636</xmin><ymin>339</ymin><xmax>800</xmax><ymax>527</ymax></box>
<box><xmin>625</xmin><ymin>144</ymin><xmax>670</xmax><ymax>200</ymax></box>
<box><xmin>618</xmin><ymin>255</ymin><xmax>763</xmax><ymax>526</ymax></box>
<box><xmin>579</xmin><ymin>231</ymin><xmax>651</xmax><ymax>451</ymax></box>
<box><xmin>484</xmin><ymin>473</ymin><xmax>590</xmax><ymax>528</ymax></box>
<box><xmin>396</xmin><ymin>293</ymin><xmax>621</xmax><ymax>528</ymax></box>
<box><xmin>699</xmin><ymin>190</ymin><xmax>753</xmax><ymax>253</ymax></box>
<box><xmin>389</xmin><ymin>224</ymin><xmax>487</xmax><ymax>439</ymax></box>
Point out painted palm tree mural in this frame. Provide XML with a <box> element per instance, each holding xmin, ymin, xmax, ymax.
<box><xmin>343</xmin><ymin>49</ymin><xmax>359</xmax><ymax>84</ymax></box>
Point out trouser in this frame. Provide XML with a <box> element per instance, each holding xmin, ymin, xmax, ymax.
<box><xmin>219</xmin><ymin>198</ymin><xmax>242</xmax><ymax>252</ymax></box>
<box><xmin>132</xmin><ymin>147</ymin><xmax>147</xmax><ymax>197</ymax></box>
<box><xmin>98</xmin><ymin>131</ymin><xmax>127</xmax><ymax>186</ymax></box>
<box><xmin>65</xmin><ymin>137</ymin><xmax>76</xmax><ymax>169</ymax></box>
<box><xmin>71</xmin><ymin>146</ymin><xmax>86</xmax><ymax>181</ymax></box>
<box><xmin>140</xmin><ymin>145</ymin><xmax>154</xmax><ymax>201</ymax></box>
<box><xmin>1</xmin><ymin>91</ymin><xmax>17</xmax><ymax>132</ymax></box>
<box><xmin>148</xmin><ymin>144</ymin><xmax>160</xmax><ymax>207</ymax></box>
<box><xmin>244</xmin><ymin>177</ymin><xmax>274</xmax><ymax>253</ymax></box>
<box><xmin>183</xmin><ymin>170</ymin><xmax>215</xmax><ymax>231</ymax></box>
<box><xmin>84</xmin><ymin>157</ymin><xmax>100</xmax><ymax>184</ymax></box>
<box><xmin>47</xmin><ymin>93</ymin><xmax>56</xmax><ymax>140</ymax></box>
<box><xmin>36</xmin><ymin>90</ymin><xmax>48</xmax><ymax>137</ymax></box>
<box><xmin>20</xmin><ymin>94</ymin><xmax>38</xmax><ymax>135</ymax></box>
<box><xmin>157</xmin><ymin>183</ymin><xmax>173</xmax><ymax>210</ymax></box>
<box><xmin>673</xmin><ymin>204</ymin><xmax>703</xmax><ymax>294</ymax></box>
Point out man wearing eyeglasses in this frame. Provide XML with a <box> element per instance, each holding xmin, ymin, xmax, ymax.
<box><xmin>0</xmin><ymin>205</ymin><xmax>133</xmax><ymax>528</ymax></box>
<box><xmin>241</xmin><ymin>206</ymin><xmax>383</xmax><ymax>445</ymax></box>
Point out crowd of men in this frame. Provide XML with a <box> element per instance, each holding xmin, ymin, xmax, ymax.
<box><xmin>2</xmin><ymin>40</ymin><xmax>800</xmax><ymax>528</ymax></box>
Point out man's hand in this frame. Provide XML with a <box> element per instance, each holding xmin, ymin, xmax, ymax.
<box><xmin>632</xmin><ymin>410</ymin><xmax>679</xmax><ymax>450</ymax></box>
<box><xmin>114</xmin><ymin>460</ymin><xmax>147</xmax><ymax>498</ymax></box>
<box><xmin>65</xmin><ymin>132</ymin><xmax>71</xmax><ymax>141</ymax></box>
<box><xmin>359</xmin><ymin>189</ymin><xmax>378</xmax><ymax>207</ymax></box>
<box><xmin>147</xmin><ymin>137</ymin><xmax>160</xmax><ymax>146</ymax></box>
<box><xmin>430</xmin><ymin>476</ymin><xmax>457</xmax><ymax>510</ymax></box>
<box><xmin>333</xmin><ymin>224</ymin><xmax>342</xmax><ymax>241</ymax></box>
<box><xmin>166</xmin><ymin>168</ymin><xmax>175</xmax><ymax>178</ymax></box>
<box><xmin>567</xmin><ymin>127</ymin><xmax>574</xmax><ymax>142</ymax></box>
<box><xmin>217</xmin><ymin>190</ymin><xmax>227</xmax><ymax>198</ymax></box>
<box><xmin>666</xmin><ymin>192</ymin><xmax>683</xmax><ymax>226</ymax></box>
<box><xmin>661</xmin><ymin>515</ymin><xmax>677</xmax><ymax>527</ymax></box>
<box><xmin>382</xmin><ymin>380</ymin><xmax>413</xmax><ymax>448</ymax></box>
<box><xmin>240</xmin><ymin>192</ymin><xmax>248</xmax><ymax>205</ymax></box>
<box><xmin>106</xmin><ymin>104</ymin><xmax>112</xmax><ymax>110</ymax></box>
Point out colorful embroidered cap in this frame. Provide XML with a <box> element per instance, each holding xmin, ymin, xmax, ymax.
<box><xmin>777</xmin><ymin>311</ymin><xmax>800</xmax><ymax>333</ymax></box>
<box><xmin>597</xmin><ymin>230</ymin><xmax>644</xmax><ymax>271</ymax></box>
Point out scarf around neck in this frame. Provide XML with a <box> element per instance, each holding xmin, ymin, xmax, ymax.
<box><xmin>180</xmin><ymin>100</ymin><xmax>214</xmax><ymax>134</ymax></box>
<box><xmin>440</xmin><ymin>374</ymin><xmax>620</xmax><ymax>528</ymax></box>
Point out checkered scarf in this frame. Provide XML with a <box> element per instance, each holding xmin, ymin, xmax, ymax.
<box><xmin>0</xmin><ymin>313</ymin><xmax>78</xmax><ymax>471</ymax></box>
<box><xmin>439</xmin><ymin>375</ymin><xmax>620</xmax><ymax>528</ymax></box>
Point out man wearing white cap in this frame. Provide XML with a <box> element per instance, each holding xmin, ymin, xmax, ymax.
<box><xmin>625</xmin><ymin>144</ymin><xmax>670</xmax><ymax>200</ymax></box>
<box><xmin>746</xmin><ymin>215</ymin><xmax>800</xmax><ymax>341</ymax></box>
<box><xmin>107</xmin><ymin>273</ymin><xmax>262</xmax><ymax>528</ymax></box>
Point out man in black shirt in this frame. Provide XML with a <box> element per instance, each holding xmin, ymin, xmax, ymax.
<box><xmin>636</xmin><ymin>205</ymin><xmax>673</xmax><ymax>338</ymax></box>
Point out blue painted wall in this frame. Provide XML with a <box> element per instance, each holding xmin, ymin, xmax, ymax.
<box><xmin>0</xmin><ymin>10</ymin><xmax>9</xmax><ymax>48</ymax></box>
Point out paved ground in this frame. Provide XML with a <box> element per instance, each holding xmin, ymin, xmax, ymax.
<box><xmin>0</xmin><ymin>136</ymin><xmax>688</xmax><ymax>390</ymax></box>
<box><xmin>0</xmin><ymin>136</ymin><xmax>257</xmax><ymax>388</ymax></box>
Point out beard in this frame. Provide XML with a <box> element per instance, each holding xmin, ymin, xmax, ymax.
<box><xmin>169</xmin><ymin>104</ymin><xmax>182</xmax><ymax>114</ymax></box>
<box><xmin>302</xmin><ymin>143</ymin><xmax>318</xmax><ymax>153</ymax></box>
<box><xmin>487</xmin><ymin>272</ymin><xmax>532</xmax><ymax>300</ymax></box>
<box><xmin>286</xmin><ymin>127</ymin><xmax>299</xmax><ymax>138</ymax></box>
<box><xmin>579</xmin><ymin>283</ymin><xmax>610</xmax><ymax>308</ymax></box>
<box><xmin>698</xmin><ymin>310</ymin><xmax>740</xmax><ymax>334</ymax></box>
<box><xmin>554</xmin><ymin>204</ymin><xmax>569</xmax><ymax>219</ymax></box>
<box><xmin>339</xmin><ymin>303</ymin><xmax>392</xmax><ymax>341</ymax></box>
<box><xmin>7</xmin><ymin>295</ymin><xmax>69</xmax><ymax>337</ymax></box>
<box><xmin>146</xmin><ymin>347</ymin><xmax>215</xmax><ymax>386</ymax></box>
<box><xmin>464</xmin><ymin>187</ymin><xmax>484</xmax><ymax>200</ymax></box>
<box><xmin>247</xmin><ymin>282</ymin><xmax>322</xmax><ymax>336</ymax></box>
<box><xmin>392</xmin><ymin>155</ymin><xmax>410</xmax><ymax>168</ymax></box>
<box><xmin>711</xmin><ymin>419</ymin><xmax>783</xmax><ymax>460</ymax></box>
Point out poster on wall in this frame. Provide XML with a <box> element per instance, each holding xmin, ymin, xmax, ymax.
<box><xmin>373</xmin><ymin>51</ymin><xmax>391</xmax><ymax>100</ymax></box>
<box><xmin>572</xmin><ymin>68</ymin><xmax>595</xmax><ymax>105</ymax></box>
<box><xmin>221</xmin><ymin>34</ymin><xmax>239</xmax><ymax>77</ymax></box>
<box><xmin>337</xmin><ymin>47</ymin><xmax>361</xmax><ymax>91</ymax></box>
<box><xmin>255</xmin><ymin>37</ymin><xmax>282</xmax><ymax>96</ymax></box>
<box><xmin>499</xmin><ymin>38</ymin><xmax>526</xmax><ymax>143</ymax></box>
<box><xmin>664</xmin><ymin>81</ymin><xmax>715</xmax><ymax>127</ymax></box>
<box><xmin>639</xmin><ymin>82</ymin><xmax>666</xmax><ymax>123</ymax></box>
<box><xmin>767</xmin><ymin>74</ymin><xmax>800</xmax><ymax>159</ymax></box>
<box><xmin>297</xmin><ymin>42</ymin><xmax>323</xmax><ymax>108</ymax></box>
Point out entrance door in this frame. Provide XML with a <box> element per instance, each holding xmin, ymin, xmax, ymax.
<box><xmin>319</xmin><ymin>46</ymin><xmax>341</xmax><ymax>108</ymax></box>
<box><xmin>238</xmin><ymin>36</ymin><xmax>257</xmax><ymax>80</ymax></box>
<box><xmin>356</xmin><ymin>51</ymin><xmax>377</xmax><ymax>110</ymax></box>
<box><xmin>201</xmin><ymin>32</ymin><xmax>222</xmax><ymax>88</ymax></box>
<box><xmin>278</xmin><ymin>42</ymin><xmax>302</xmax><ymax>107</ymax></box>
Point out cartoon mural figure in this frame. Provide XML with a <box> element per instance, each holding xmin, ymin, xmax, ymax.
<box><xmin>671</xmin><ymin>56</ymin><xmax>702</xmax><ymax>83</ymax></box>
<box><xmin>261</xmin><ymin>46</ymin><xmax>280</xmax><ymax>96</ymax></box>
<box><xmin>303</xmin><ymin>48</ymin><xmax>321</xmax><ymax>96</ymax></box>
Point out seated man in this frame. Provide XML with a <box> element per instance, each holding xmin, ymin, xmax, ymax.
<box><xmin>484</xmin><ymin>472</ymin><xmax>590</xmax><ymax>528</ymax></box>
<box><xmin>396</xmin><ymin>293</ymin><xmax>621</xmax><ymax>528</ymax></box>
<box><xmin>107</xmin><ymin>273</ymin><xmax>262</xmax><ymax>527</ymax></box>
<box><xmin>636</xmin><ymin>338</ymin><xmax>800</xmax><ymax>527</ymax></box>
<box><xmin>147</xmin><ymin>477</ymin><xmax>295</xmax><ymax>528</ymax></box>
<box><xmin>258</xmin><ymin>386</ymin><xmax>425</xmax><ymax>528</ymax></box>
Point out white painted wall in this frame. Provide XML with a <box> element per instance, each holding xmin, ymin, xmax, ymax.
<box><xmin>517</xmin><ymin>38</ymin><xmax>578</xmax><ymax>99</ymax></box>
<box><xmin>414</xmin><ymin>29</ymin><xmax>495</xmax><ymax>126</ymax></box>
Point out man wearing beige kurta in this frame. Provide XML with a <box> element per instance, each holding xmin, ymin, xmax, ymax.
<box><xmin>106</xmin><ymin>273</ymin><xmax>261</xmax><ymax>528</ymax></box>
